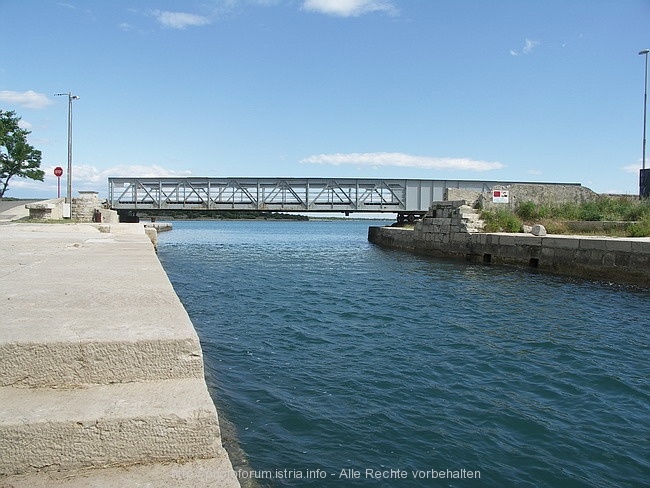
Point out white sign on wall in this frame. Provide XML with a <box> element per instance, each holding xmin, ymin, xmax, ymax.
<box><xmin>492</xmin><ymin>189</ymin><xmax>509</xmax><ymax>204</ymax></box>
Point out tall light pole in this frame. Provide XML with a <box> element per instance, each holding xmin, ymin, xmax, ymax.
<box><xmin>54</xmin><ymin>92</ymin><xmax>79</xmax><ymax>206</ymax></box>
<box><xmin>640</xmin><ymin>50</ymin><xmax>649</xmax><ymax>198</ymax></box>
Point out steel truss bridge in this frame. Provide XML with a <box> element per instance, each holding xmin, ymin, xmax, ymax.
<box><xmin>108</xmin><ymin>177</ymin><xmax>574</xmax><ymax>218</ymax></box>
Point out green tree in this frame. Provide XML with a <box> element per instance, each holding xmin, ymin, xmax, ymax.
<box><xmin>0</xmin><ymin>110</ymin><xmax>44</xmax><ymax>198</ymax></box>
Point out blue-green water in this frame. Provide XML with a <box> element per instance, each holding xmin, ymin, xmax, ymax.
<box><xmin>157</xmin><ymin>220</ymin><xmax>649</xmax><ymax>487</ymax></box>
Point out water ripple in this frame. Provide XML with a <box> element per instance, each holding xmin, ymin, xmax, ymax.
<box><xmin>159</xmin><ymin>221</ymin><xmax>650</xmax><ymax>488</ymax></box>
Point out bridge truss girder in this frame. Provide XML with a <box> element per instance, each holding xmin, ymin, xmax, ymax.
<box><xmin>108</xmin><ymin>177</ymin><xmax>573</xmax><ymax>214</ymax></box>
<box><xmin>109</xmin><ymin>177</ymin><xmax>409</xmax><ymax>213</ymax></box>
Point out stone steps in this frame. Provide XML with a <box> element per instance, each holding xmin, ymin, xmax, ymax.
<box><xmin>0</xmin><ymin>338</ymin><xmax>205</xmax><ymax>389</ymax></box>
<box><xmin>0</xmin><ymin>451</ymin><xmax>239</xmax><ymax>487</ymax></box>
<box><xmin>454</xmin><ymin>205</ymin><xmax>486</xmax><ymax>233</ymax></box>
<box><xmin>0</xmin><ymin>379</ymin><xmax>222</xmax><ymax>476</ymax></box>
<box><xmin>0</xmin><ymin>224</ymin><xmax>239</xmax><ymax>486</ymax></box>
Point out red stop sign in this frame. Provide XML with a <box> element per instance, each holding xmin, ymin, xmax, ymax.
<box><xmin>54</xmin><ymin>167</ymin><xmax>63</xmax><ymax>177</ymax></box>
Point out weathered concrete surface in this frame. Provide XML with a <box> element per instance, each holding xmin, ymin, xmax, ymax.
<box><xmin>369</xmin><ymin>226</ymin><xmax>650</xmax><ymax>286</ymax></box>
<box><xmin>25</xmin><ymin>199</ymin><xmax>65</xmax><ymax>220</ymax></box>
<box><xmin>0</xmin><ymin>456</ymin><xmax>239</xmax><ymax>487</ymax></box>
<box><xmin>0</xmin><ymin>200</ymin><xmax>36</xmax><ymax>222</ymax></box>
<box><xmin>480</xmin><ymin>183</ymin><xmax>598</xmax><ymax>210</ymax></box>
<box><xmin>0</xmin><ymin>223</ymin><xmax>239</xmax><ymax>486</ymax></box>
<box><xmin>446</xmin><ymin>183</ymin><xmax>598</xmax><ymax>211</ymax></box>
<box><xmin>0</xmin><ymin>379</ymin><xmax>221</xmax><ymax>472</ymax></box>
<box><xmin>0</xmin><ymin>224</ymin><xmax>204</xmax><ymax>387</ymax></box>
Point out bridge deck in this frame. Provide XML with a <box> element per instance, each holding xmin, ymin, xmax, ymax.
<box><xmin>108</xmin><ymin>177</ymin><xmax>577</xmax><ymax>214</ymax></box>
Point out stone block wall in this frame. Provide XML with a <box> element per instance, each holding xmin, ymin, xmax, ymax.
<box><xmin>24</xmin><ymin>195</ymin><xmax>119</xmax><ymax>223</ymax></box>
<box><xmin>444</xmin><ymin>188</ymin><xmax>481</xmax><ymax>203</ymax></box>
<box><xmin>412</xmin><ymin>200</ymin><xmax>484</xmax><ymax>248</ymax></box>
<box><xmin>70</xmin><ymin>191</ymin><xmax>118</xmax><ymax>223</ymax></box>
<box><xmin>71</xmin><ymin>191</ymin><xmax>102</xmax><ymax>221</ymax></box>
<box><xmin>372</xmin><ymin>200</ymin><xmax>485</xmax><ymax>258</ymax></box>
<box><xmin>368</xmin><ymin>200</ymin><xmax>650</xmax><ymax>286</ymax></box>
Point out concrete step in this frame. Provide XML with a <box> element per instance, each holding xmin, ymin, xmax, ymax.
<box><xmin>0</xmin><ymin>379</ymin><xmax>223</xmax><ymax>476</ymax></box>
<box><xmin>0</xmin><ymin>338</ymin><xmax>205</xmax><ymax>388</ymax></box>
<box><xmin>0</xmin><ymin>224</ymin><xmax>239</xmax><ymax>484</ymax></box>
<box><xmin>461</xmin><ymin>225</ymin><xmax>485</xmax><ymax>233</ymax></box>
<box><xmin>458</xmin><ymin>211</ymin><xmax>482</xmax><ymax>220</ymax></box>
<box><xmin>0</xmin><ymin>454</ymin><xmax>240</xmax><ymax>488</ymax></box>
<box><xmin>0</xmin><ymin>225</ymin><xmax>205</xmax><ymax>388</ymax></box>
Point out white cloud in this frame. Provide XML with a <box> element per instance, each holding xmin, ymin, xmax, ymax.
<box><xmin>150</xmin><ymin>10</ymin><xmax>211</xmax><ymax>29</ymax></box>
<box><xmin>73</xmin><ymin>164</ymin><xmax>193</xmax><ymax>185</ymax></box>
<box><xmin>510</xmin><ymin>38</ymin><xmax>540</xmax><ymax>56</ymax></box>
<box><xmin>621</xmin><ymin>163</ymin><xmax>642</xmax><ymax>173</ymax></box>
<box><xmin>302</xmin><ymin>0</ymin><xmax>397</xmax><ymax>17</ymax></box>
<box><xmin>7</xmin><ymin>164</ymin><xmax>191</xmax><ymax>198</ymax></box>
<box><xmin>0</xmin><ymin>90</ymin><xmax>54</xmax><ymax>110</ymax></box>
<box><xmin>523</xmin><ymin>39</ymin><xmax>540</xmax><ymax>53</ymax></box>
<box><xmin>300</xmin><ymin>152</ymin><xmax>504</xmax><ymax>171</ymax></box>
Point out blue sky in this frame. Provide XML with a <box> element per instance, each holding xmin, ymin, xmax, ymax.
<box><xmin>1</xmin><ymin>0</ymin><xmax>649</xmax><ymax>199</ymax></box>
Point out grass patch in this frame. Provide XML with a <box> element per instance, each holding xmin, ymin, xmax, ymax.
<box><xmin>628</xmin><ymin>213</ymin><xmax>650</xmax><ymax>237</ymax></box>
<box><xmin>480</xmin><ymin>196</ymin><xmax>650</xmax><ymax>236</ymax></box>
<box><xmin>481</xmin><ymin>208</ymin><xmax>522</xmax><ymax>233</ymax></box>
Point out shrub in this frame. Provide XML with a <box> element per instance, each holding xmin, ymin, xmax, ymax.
<box><xmin>481</xmin><ymin>208</ymin><xmax>522</xmax><ymax>232</ymax></box>
<box><xmin>554</xmin><ymin>202</ymin><xmax>581</xmax><ymax>220</ymax></box>
<box><xmin>578</xmin><ymin>201</ymin><xmax>604</xmax><ymax>221</ymax></box>
<box><xmin>540</xmin><ymin>219</ymin><xmax>569</xmax><ymax>234</ymax></box>
<box><xmin>480</xmin><ymin>196</ymin><xmax>650</xmax><ymax>235</ymax></box>
<box><xmin>515</xmin><ymin>201</ymin><xmax>538</xmax><ymax>221</ymax></box>
<box><xmin>627</xmin><ymin>213</ymin><xmax>650</xmax><ymax>237</ymax></box>
<box><xmin>516</xmin><ymin>201</ymin><xmax>575</xmax><ymax>222</ymax></box>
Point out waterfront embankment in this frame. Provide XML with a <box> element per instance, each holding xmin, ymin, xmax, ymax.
<box><xmin>368</xmin><ymin>200</ymin><xmax>650</xmax><ymax>287</ymax></box>
<box><xmin>0</xmin><ymin>223</ymin><xmax>239</xmax><ymax>487</ymax></box>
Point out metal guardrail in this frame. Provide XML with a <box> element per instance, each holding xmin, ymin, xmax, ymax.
<box><xmin>107</xmin><ymin>177</ymin><xmax>573</xmax><ymax>214</ymax></box>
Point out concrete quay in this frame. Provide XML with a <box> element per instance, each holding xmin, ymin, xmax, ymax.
<box><xmin>368</xmin><ymin>201</ymin><xmax>650</xmax><ymax>287</ymax></box>
<box><xmin>0</xmin><ymin>223</ymin><xmax>239</xmax><ymax>487</ymax></box>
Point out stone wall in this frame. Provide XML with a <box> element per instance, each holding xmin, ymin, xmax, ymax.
<box><xmin>478</xmin><ymin>183</ymin><xmax>599</xmax><ymax>211</ymax></box>
<box><xmin>446</xmin><ymin>184</ymin><xmax>599</xmax><ymax>211</ymax></box>
<box><xmin>409</xmin><ymin>200</ymin><xmax>484</xmax><ymax>252</ymax></box>
<box><xmin>368</xmin><ymin>200</ymin><xmax>650</xmax><ymax>287</ymax></box>
<box><xmin>71</xmin><ymin>191</ymin><xmax>102</xmax><ymax>221</ymax></box>
<box><xmin>71</xmin><ymin>191</ymin><xmax>119</xmax><ymax>223</ymax></box>
<box><xmin>24</xmin><ymin>196</ymin><xmax>118</xmax><ymax>223</ymax></box>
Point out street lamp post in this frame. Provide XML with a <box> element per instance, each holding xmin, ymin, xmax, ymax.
<box><xmin>54</xmin><ymin>92</ymin><xmax>79</xmax><ymax>207</ymax></box>
<box><xmin>639</xmin><ymin>50</ymin><xmax>649</xmax><ymax>198</ymax></box>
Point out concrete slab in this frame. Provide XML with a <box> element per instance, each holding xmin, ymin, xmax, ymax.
<box><xmin>0</xmin><ymin>224</ymin><xmax>204</xmax><ymax>386</ymax></box>
<box><xmin>542</xmin><ymin>236</ymin><xmax>581</xmax><ymax>249</ymax></box>
<box><xmin>0</xmin><ymin>223</ymin><xmax>240</xmax><ymax>486</ymax></box>
<box><xmin>0</xmin><ymin>453</ymin><xmax>240</xmax><ymax>488</ymax></box>
<box><xmin>0</xmin><ymin>379</ymin><xmax>221</xmax><ymax>475</ymax></box>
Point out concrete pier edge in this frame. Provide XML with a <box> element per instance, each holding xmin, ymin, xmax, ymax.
<box><xmin>368</xmin><ymin>201</ymin><xmax>650</xmax><ymax>287</ymax></box>
<box><xmin>0</xmin><ymin>222</ymin><xmax>240</xmax><ymax>487</ymax></box>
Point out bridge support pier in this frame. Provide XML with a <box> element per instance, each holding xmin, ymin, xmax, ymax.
<box><xmin>396</xmin><ymin>212</ymin><xmax>425</xmax><ymax>225</ymax></box>
<box><xmin>117</xmin><ymin>209</ymin><xmax>140</xmax><ymax>223</ymax></box>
